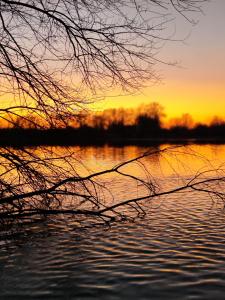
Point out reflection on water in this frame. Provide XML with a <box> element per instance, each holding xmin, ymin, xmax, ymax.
<box><xmin>74</xmin><ymin>143</ymin><xmax>225</xmax><ymax>175</ymax></box>
<box><xmin>1</xmin><ymin>144</ymin><xmax>225</xmax><ymax>299</ymax></box>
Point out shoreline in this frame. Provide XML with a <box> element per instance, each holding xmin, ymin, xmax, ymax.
<box><xmin>0</xmin><ymin>128</ymin><xmax>225</xmax><ymax>146</ymax></box>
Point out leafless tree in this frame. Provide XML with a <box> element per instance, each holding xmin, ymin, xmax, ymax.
<box><xmin>0</xmin><ymin>0</ymin><xmax>217</xmax><ymax>229</ymax></box>
<box><xmin>0</xmin><ymin>0</ymin><xmax>207</xmax><ymax>127</ymax></box>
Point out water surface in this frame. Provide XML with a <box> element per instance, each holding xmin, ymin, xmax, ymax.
<box><xmin>1</xmin><ymin>144</ymin><xmax>225</xmax><ymax>299</ymax></box>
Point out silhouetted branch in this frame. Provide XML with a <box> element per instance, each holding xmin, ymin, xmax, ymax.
<box><xmin>0</xmin><ymin>0</ymin><xmax>211</xmax><ymax>229</ymax></box>
<box><xmin>0</xmin><ymin>145</ymin><xmax>224</xmax><ymax>227</ymax></box>
<box><xmin>0</xmin><ymin>0</ymin><xmax>207</xmax><ymax>127</ymax></box>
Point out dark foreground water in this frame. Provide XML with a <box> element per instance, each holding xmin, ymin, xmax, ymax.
<box><xmin>1</xmin><ymin>144</ymin><xmax>225</xmax><ymax>299</ymax></box>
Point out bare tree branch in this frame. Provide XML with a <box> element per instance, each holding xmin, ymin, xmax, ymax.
<box><xmin>0</xmin><ymin>0</ymin><xmax>212</xmax><ymax>229</ymax></box>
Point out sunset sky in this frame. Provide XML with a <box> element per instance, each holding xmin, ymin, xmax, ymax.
<box><xmin>97</xmin><ymin>0</ymin><xmax>225</xmax><ymax>125</ymax></box>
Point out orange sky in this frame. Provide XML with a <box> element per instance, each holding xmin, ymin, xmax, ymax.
<box><xmin>94</xmin><ymin>0</ymin><xmax>225</xmax><ymax>125</ymax></box>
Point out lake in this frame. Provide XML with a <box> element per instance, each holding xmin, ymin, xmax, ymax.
<box><xmin>1</xmin><ymin>144</ymin><xmax>225</xmax><ymax>299</ymax></box>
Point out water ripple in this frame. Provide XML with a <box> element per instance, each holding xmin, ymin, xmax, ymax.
<box><xmin>1</xmin><ymin>147</ymin><xmax>225</xmax><ymax>299</ymax></box>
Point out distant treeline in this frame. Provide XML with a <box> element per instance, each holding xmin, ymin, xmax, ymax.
<box><xmin>1</xmin><ymin>103</ymin><xmax>225</xmax><ymax>145</ymax></box>
<box><xmin>0</xmin><ymin>123</ymin><xmax>225</xmax><ymax>146</ymax></box>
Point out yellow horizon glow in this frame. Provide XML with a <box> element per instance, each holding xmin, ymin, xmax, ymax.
<box><xmin>91</xmin><ymin>0</ymin><xmax>225</xmax><ymax>126</ymax></box>
<box><xmin>92</xmin><ymin>77</ymin><xmax>225</xmax><ymax>126</ymax></box>
<box><xmin>0</xmin><ymin>1</ymin><xmax>224</xmax><ymax>129</ymax></box>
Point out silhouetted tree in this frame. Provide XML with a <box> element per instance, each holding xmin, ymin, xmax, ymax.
<box><xmin>135</xmin><ymin>103</ymin><xmax>165</xmax><ymax>137</ymax></box>
<box><xmin>0</xmin><ymin>0</ymin><xmax>219</xmax><ymax>228</ymax></box>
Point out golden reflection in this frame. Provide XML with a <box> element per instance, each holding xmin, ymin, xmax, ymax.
<box><xmin>4</xmin><ymin>144</ymin><xmax>224</xmax><ymax>196</ymax></box>
<box><xmin>30</xmin><ymin>144</ymin><xmax>225</xmax><ymax>179</ymax></box>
